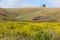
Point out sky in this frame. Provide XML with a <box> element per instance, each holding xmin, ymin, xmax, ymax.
<box><xmin>0</xmin><ymin>0</ymin><xmax>60</xmax><ymax>8</ymax></box>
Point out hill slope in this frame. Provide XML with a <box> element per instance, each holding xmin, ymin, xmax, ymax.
<box><xmin>0</xmin><ymin>8</ymin><xmax>16</xmax><ymax>21</ymax></box>
<box><xmin>0</xmin><ymin>7</ymin><xmax>60</xmax><ymax>21</ymax></box>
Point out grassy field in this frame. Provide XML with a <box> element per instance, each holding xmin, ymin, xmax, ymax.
<box><xmin>1</xmin><ymin>7</ymin><xmax>60</xmax><ymax>40</ymax></box>
<box><xmin>0</xmin><ymin>22</ymin><xmax>60</xmax><ymax>40</ymax></box>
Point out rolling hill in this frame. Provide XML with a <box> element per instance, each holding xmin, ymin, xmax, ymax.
<box><xmin>0</xmin><ymin>7</ymin><xmax>60</xmax><ymax>21</ymax></box>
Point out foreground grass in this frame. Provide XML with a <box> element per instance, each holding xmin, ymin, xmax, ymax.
<box><xmin>0</xmin><ymin>22</ymin><xmax>60</xmax><ymax>40</ymax></box>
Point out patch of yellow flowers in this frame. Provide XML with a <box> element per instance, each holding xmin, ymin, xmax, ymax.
<box><xmin>0</xmin><ymin>22</ymin><xmax>60</xmax><ymax>35</ymax></box>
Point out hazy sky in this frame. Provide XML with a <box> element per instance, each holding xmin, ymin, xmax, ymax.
<box><xmin>0</xmin><ymin>0</ymin><xmax>60</xmax><ymax>8</ymax></box>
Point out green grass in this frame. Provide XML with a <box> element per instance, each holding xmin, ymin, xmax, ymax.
<box><xmin>0</xmin><ymin>22</ymin><xmax>60</xmax><ymax>40</ymax></box>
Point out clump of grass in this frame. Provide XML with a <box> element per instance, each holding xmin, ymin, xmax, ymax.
<box><xmin>33</xmin><ymin>30</ymin><xmax>57</xmax><ymax>40</ymax></box>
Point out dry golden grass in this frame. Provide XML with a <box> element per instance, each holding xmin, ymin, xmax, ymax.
<box><xmin>0</xmin><ymin>7</ymin><xmax>60</xmax><ymax>21</ymax></box>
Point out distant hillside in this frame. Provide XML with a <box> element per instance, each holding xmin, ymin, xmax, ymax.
<box><xmin>0</xmin><ymin>7</ymin><xmax>60</xmax><ymax>21</ymax></box>
<box><xmin>0</xmin><ymin>8</ymin><xmax>16</xmax><ymax>21</ymax></box>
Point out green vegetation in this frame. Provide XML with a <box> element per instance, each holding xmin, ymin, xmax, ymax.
<box><xmin>0</xmin><ymin>22</ymin><xmax>60</xmax><ymax>40</ymax></box>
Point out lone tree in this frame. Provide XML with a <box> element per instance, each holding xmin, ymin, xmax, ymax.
<box><xmin>42</xmin><ymin>4</ymin><xmax>46</xmax><ymax>7</ymax></box>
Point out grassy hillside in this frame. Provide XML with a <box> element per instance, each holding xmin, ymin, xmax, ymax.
<box><xmin>0</xmin><ymin>8</ymin><xmax>18</xmax><ymax>21</ymax></box>
<box><xmin>0</xmin><ymin>8</ymin><xmax>11</xmax><ymax>21</ymax></box>
<box><xmin>0</xmin><ymin>7</ymin><xmax>60</xmax><ymax>21</ymax></box>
